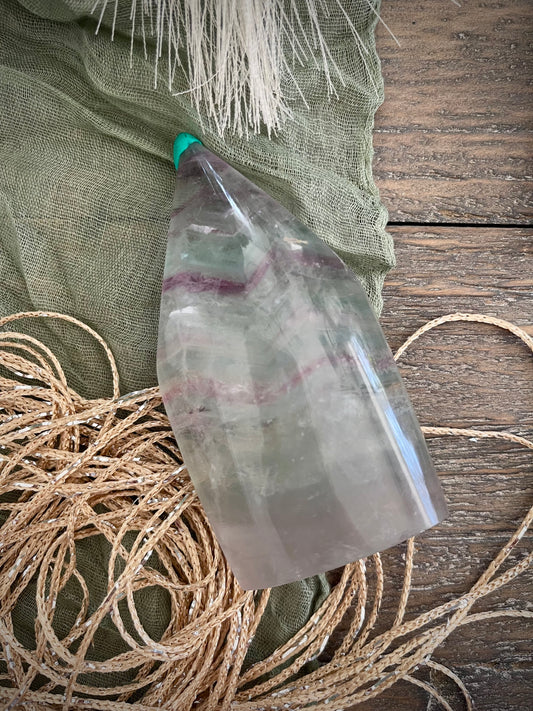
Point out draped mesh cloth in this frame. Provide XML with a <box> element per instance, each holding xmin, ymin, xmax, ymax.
<box><xmin>0</xmin><ymin>0</ymin><xmax>391</xmax><ymax>679</ymax></box>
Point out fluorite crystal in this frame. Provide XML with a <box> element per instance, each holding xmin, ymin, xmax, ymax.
<box><xmin>157</xmin><ymin>135</ymin><xmax>447</xmax><ymax>590</ymax></box>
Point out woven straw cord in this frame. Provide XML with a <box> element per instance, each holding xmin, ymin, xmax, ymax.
<box><xmin>0</xmin><ymin>310</ymin><xmax>531</xmax><ymax>710</ymax></box>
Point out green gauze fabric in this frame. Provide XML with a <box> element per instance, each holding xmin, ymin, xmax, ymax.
<box><xmin>0</xmin><ymin>0</ymin><xmax>391</xmax><ymax>688</ymax></box>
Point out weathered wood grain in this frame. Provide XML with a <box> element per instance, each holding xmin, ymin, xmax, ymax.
<box><xmin>373</xmin><ymin>0</ymin><xmax>533</xmax><ymax>223</ymax></box>
<box><xmin>340</xmin><ymin>226</ymin><xmax>532</xmax><ymax>710</ymax></box>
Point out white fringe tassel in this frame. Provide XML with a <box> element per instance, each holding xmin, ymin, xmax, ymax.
<box><xmin>90</xmin><ymin>0</ymin><xmax>395</xmax><ymax>137</ymax></box>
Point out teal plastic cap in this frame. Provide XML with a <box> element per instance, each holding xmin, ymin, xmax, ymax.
<box><xmin>173</xmin><ymin>133</ymin><xmax>202</xmax><ymax>169</ymax></box>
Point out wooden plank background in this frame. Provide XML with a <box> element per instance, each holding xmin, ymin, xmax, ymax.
<box><xmin>341</xmin><ymin>2</ymin><xmax>532</xmax><ymax>710</ymax></box>
<box><xmin>373</xmin><ymin>0</ymin><xmax>532</xmax><ymax>224</ymax></box>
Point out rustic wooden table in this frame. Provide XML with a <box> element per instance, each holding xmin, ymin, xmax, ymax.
<box><xmin>348</xmin><ymin>2</ymin><xmax>532</xmax><ymax>709</ymax></box>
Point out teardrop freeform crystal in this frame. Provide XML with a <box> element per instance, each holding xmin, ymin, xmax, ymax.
<box><xmin>157</xmin><ymin>135</ymin><xmax>447</xmax><ymax>590</ymax></box>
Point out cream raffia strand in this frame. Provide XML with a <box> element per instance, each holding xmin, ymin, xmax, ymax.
<box><xmin>0</xmin><ymin>311</ymin><xmax>531</xmax><ymax>710</ymax></box>
<box><xmin>91</xmin><ymin>0</ymin><xmax>395</xmax><ymax>136</ymax></box>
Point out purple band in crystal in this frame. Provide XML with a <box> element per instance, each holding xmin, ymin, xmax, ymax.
<box><xmin>162</xmin><ymin>271</ymin><xmax>247</xmax><ymax>294</ymax></box>
<box><xmin>161</xmin><ymin>352</ymin><xmax>360</xmax><ymax>408</ymax></box>
<box><xmin>162</xmin><ymin>245</ymin><xmax>344</xmax><ymax>295</ymax></box>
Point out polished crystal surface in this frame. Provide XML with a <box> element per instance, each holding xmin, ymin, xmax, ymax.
<box><xmin>157</xmin><ymin>143</ymin><xmax>447</xmax><ymax>590</ymax></box>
